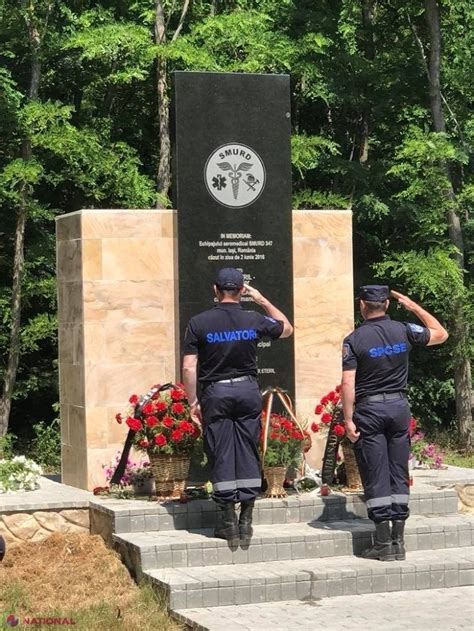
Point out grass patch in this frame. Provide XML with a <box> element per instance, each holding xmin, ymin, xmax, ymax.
<box><xmin>442</xmin><ymin>449</ymin><xmax>474</xmax><ymax>469</ymax></box>
<box><xmin>0</xmin><ymin>533</ymin><xmax>182</xmax><ymax>630</ymax></box>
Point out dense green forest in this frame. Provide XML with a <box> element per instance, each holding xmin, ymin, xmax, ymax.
<box><xmin>0</xmin><ymin>1</ymin><xmax>472</xmax><ymax>449</ymax></box>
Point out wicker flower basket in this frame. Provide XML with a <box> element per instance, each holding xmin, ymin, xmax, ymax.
<box><xmin>149</xmin><ymin>454</ymin><xmax>191</xmax><ymax>497</ymax></box>
<box><xmin>264</xmin><ymin>466</ymin><xmax>287</xmax><ymax>498</ymax></box>
<box><xmin>341</xmin><ymin>442</ymin><xmax>363</xmax><ymax>490</ymax></box>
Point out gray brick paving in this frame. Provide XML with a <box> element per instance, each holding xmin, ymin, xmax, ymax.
<box><xmin>174</xmin><ymin>586</ymin><xmax>474</xmax><ymax>630</ymax></box>
<box><xmin>147</xmin><ymin>547</ymin><xmax>474</xmax><ymax>609</ymax></box>
<box><xmin>113</xmin><ymin>514</ymin><xmax>474</xmax><ymax>572</ymax></box>
<box><xmin>0</xmin><ymin>476</ymin><xmax>92</xmax><ymax>512</ymax></box>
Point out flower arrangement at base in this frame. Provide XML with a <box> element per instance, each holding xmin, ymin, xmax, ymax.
<box><xmin>409</xmin><ymin>418</ymin><xmax>445</xmax><ymax>469</ymax></box>
<box><xmin>313</xmin><ymin>385</ymin><xmax>363</xmax><ymax>490</ymax></box>
<box><xmin>0</xmin><ymin>455</ymin><xmax>43</xmax><ymax>493</ymax></box>
<box><xmin>116</xmin><ymin>383</ymin><xmax>201</xmax><ymax>497</ymax></box>
<box><xmin>261</xmin><ymin>411</ymin><xmax>311</xmax><ymax>498</ymax></box>
<box><xmin>103</xmin><ymin>451</ymin><xmax>153</xmax><ymax>492</ymax></box>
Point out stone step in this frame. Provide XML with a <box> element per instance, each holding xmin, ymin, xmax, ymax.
<box><xmin>172</xmin><ymin>586</ymin><xmax>474</xmax><ymax>631</ymax></box>
<box><xmin>114</xmin><ymin>513</ymin><xmax>474</xmax><ymax>574</ymax></box>
<box><xmin>90</xmin><ymin>486</ymin><xmax>459</xmax><ymax>537</ymax></box>
<box><xmin>147</xmin><ymin>547</ymin><xmax>474</xmax><ymax>610</ymax></box>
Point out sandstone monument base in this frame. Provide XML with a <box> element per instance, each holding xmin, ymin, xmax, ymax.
<box><xmin>56</xmin><ymin>208</ymin><xmax>353</xmax><ymax>489</ymax></box>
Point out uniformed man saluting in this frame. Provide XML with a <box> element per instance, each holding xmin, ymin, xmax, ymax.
<box><xmin>182</xmin><ymin>268</ymin><xmax>293</xmax><ymax>541</ymax></box>
<box><xmin>341</xmin><ymin>286</ymin><xmax>448</xmax><ymax>561</ymax></box>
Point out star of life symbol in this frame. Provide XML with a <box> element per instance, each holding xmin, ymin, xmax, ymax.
<box><xmin>205</xmin><ymin>143</ymin><xmax>266</xmax><ymax>208</ymax></box>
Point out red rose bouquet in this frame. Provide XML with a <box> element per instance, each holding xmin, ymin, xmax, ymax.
<box><xmin>261</xmin><ymin>412</ymin><xmax>311</xmax><ymax>468</ymax></box>
<box><xmin>116</xmin><ymin>384</ymin><xmax>201</xmax><ymax>457</ymax></box>
<box><xmin>311</xmin><ymin>385</ymin><xmax>347</xmax><ymax>442</ymax></box>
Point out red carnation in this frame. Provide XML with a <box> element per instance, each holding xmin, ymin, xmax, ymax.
<box><xmin>311</xmin><ymin>422</ymin><xmax>320</xmax><ymax>433</ymax></box>
<box><xmin>270</xmin><ymin>431</ymin><xmax>280</xmax><ymax>440</ymax></box>
<box><xmin>179</xmin><ymin>420</ymin><xmax>194</xmax><ymax>433</ymax></box>
<box><xmin>280</xmin><ymin>435</ymin><xmax>289</xmax><ymax>442</ymax></box>
<box><xmin>115</xmin><ymin>413</ymin><xmax>122</xmax><ymax>424</ymax></box>
<box><xmin>163</xmin><ymin>415</ymin><xmax>174</xmax><ymax>428</ymax></box>
<box><xmin>171</xmin><ymin>402</ymin><xmax>185</xmax><ymax>415</ymax></box>
<box><xmin>335</xmin><ymin>384</ymin><xmax>342</xmax><ymax>393</ymax></box>
<box><xmin>154</xmin><ymin>434</ymin><xmax>167</xmax><ymax>446</ymax></box>
<box><xmin>146</xmin><ymin>415</ymin><xmax>159</xmax><ymax>428</ymax></box>
<box><xmin>334</xmin><ymin>424</ymin><xmax>345</xmax><ymax>437</ymax></box>
<box><xmin>126</xmin><ymin>417</ymin><xmax>142</xmax><ymax>431</ymax></box>
<box><xmin>292</xmin><ymin>431</ymin><xmax>304</xmax><ymax>441</ymax></box>
<box><xmin>142</xmin><ymin>401</ymin><xmax>155</xmax><ymax>415</ymax></box>
<box><xmin>281</xmin><ymin>420</ymin><xmax>293</xmax><ymax>430</ymax></box>
<box><xmin>129</xmin><ymin>394</ymin><xmax>139</xmax><ymax>405</ymax></box>
<box><xmin>314</xmin><ymin>404</ymin><xmax>323</xmax><ymax>415</ymax></box>
<box><xmin>321</xmin><ymin>412</ymin><xmax>333</xmax><ymax>424</ymax></box>
<box><xmin>171</xmin><ymin>429</ymin><xmax>184</xmax><ymax>442</ymax></box>
<box><xmin>333</xmin><ymin>395</ymin><xmax>340</xmax><ymax>404</ymax></box>
<box><xmin>155</xmin><ymin>400</ymin><xmax>167</xmax><ymax>414</ymax></box>
<box><xmin>320</xmin><ymin>396</ymin><xmax>329</xmax><ymax>405</ymax></box>
<box><xmin>409</xmin><ymin>418</ymin><xmax>417</xmax><ymax>436</ymax></box>
<box><xmin>138</xmin><ymin>439</ymin><xmax>149</xmax><ymax>448</ymax></box>
<box><xmin>170</xmin><ymin>388</ymin><xmax>185</xmax><ymax>401</ymax></box>
<box><xmin>327</xmin><ymin>391</ymin><xmax>336</xmax><ymax>401</ymax></box>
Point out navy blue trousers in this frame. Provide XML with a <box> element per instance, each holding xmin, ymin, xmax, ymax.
<box><xmin>353</xmin><ymin>397</ymin><xmax>411</xmax><ymax>523</ymax></box>
<box><xmin>200</xmin><ymin>378</ymin><xmax>262</xmax><ymax>504</ymax></box>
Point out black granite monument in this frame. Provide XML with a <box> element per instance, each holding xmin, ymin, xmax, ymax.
<box><xmin>172</xmin><ymin>71</ymin><xmax>294</xmax><ymax>396</ymax></box>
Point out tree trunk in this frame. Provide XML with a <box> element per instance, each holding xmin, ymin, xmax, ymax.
<box><xmin>358</xmin><ymin>0</ymin><xmax>376</xmax><ymax>165</ymax></box>
<box><xmin>155</xmin><ymin>0</ymin><xmax>171</xmax><ymax>205</ymax></box>
<box><xmin>0</xmin><ymin>8</ymin><xmax>42</xmax><ymax>435</ymax></box>
<box><xmin>424</xmin><ymin>0</ymin><xmax>472</xmax><ymax>450</ymax></box>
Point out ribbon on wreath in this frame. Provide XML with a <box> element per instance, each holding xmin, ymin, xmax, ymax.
<box><xmin>320</xmin><ymin>405</ymin><xmax>345</xmax><ymax>486</ymax></box>
<box><xmin>110</xmin><ymin>382</ymin><xmax>175</xmax><ymax>486</ymax></box>
<box><xmin>260</xmin><ymin>386</ymin><xmax>310</xmax><ymax>474</ymax></box>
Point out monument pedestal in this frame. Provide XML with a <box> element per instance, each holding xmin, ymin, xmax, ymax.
<box><xmin>56</xmin><ymin>208</ymin><xmax>352</xmax><ymax>489</ymax></box>
<box><xmin>56</xmin><ymin>209</ymin><xmax>178</xmax><ymax>489</ymax></box>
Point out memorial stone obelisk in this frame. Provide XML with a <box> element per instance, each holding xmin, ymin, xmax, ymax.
<box><xmin>173</xmin><ymin>71</ymin><xmax>295</xmax><ymax>395</ymax></box>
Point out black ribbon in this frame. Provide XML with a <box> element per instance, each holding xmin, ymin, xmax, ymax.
<box><xmin>110</xmin><ymin>382</ymin><xmax>175</xmax><ymax>486</ymax></box>
<box><xmin>321</xmin><ymin>406</ymin><xmax>344</xmax><ymax>485</ymax></box>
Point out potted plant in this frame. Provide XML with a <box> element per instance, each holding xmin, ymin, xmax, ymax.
<box><xmin>261</xmin><ymin>411</ymin><xmax>310</xmax><ymax>497</ymax></box>
<box><xmin>409</xmin><ymin>419</ymin><xmax>445</xmax><ymax>469</ymax></box>
<box><xmin>116</xmin><ymin>384</ymin><xmax>201</xmax><ymax>497</ymax></box>
<box><xmin>313</xmin><ymin>386</ymin><xmax>363</xmax><ymax>490</ymax></box>
<box><xmin>103</xmin><ymin>452</ymin><xmax>155</xmax><ymax>494</ymax></box>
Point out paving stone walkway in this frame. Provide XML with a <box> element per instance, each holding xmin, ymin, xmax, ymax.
<box><xmin>176</xmin><ymin>586</ymin><xmax>474</xmax><ymax>630</ymax></box>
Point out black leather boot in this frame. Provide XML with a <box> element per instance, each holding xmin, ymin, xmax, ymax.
<box><xmin>361</xmin><ymin>521</ymin><xmax>395</xmax><ymax>561</ymax></box>
<box><xmin>391</xmin><ymin>520</ymin><xmax>406</xmax><ymax>560</ymax></box>
<box><xmin>214</xmin><ymin>503</ymin><xmax>239</xmax><ymax>541</ymax></box>
<box><xmin>239</xmin><ymin>499</ymin><xmax>255</xmax><ymax>540</ymax></box>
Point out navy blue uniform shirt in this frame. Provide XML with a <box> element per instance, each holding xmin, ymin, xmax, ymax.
<box><xmin>183</xmin><ymin>302</ymin><xmax>283</xmax><ymax>383</ymax></box>
<box><xmin>342</xmin><ymin>315</ymin><xmax>430</xmax><ymax>400</ymax></box>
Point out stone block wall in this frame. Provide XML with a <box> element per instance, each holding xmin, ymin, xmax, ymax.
<box><xmin>56</xmin><ymin>209</ymin><xmax>178</xmax><ymax>489</ymax></box>
<box><xmin>0</xmin><ymin>509</ymin><xmax>89</xmax><ymax>547</ymax></box>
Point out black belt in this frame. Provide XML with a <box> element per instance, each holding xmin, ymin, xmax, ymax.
<box><xmin>358</xmin><ymin>392</ymin><xmax>407</xmax><ymax>403</ymax></box>
<box><xmin>214</xmin><ymin>375</ymin><xmax>254</xmax><ymax>384</ymax></box>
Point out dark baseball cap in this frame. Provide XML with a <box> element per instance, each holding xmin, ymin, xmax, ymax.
<box><xmin>215</xmin><ymin>267</ymin><xmax>244</xmax><ymax>290</ymax></box>
<box><xmin>357</xmin><ymin>285</ymin><xmax>390</xmax><ymax>301</ymax></box>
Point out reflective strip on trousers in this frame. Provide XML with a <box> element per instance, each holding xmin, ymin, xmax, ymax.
<box><xmin>366</xmin><ymin>496</ymin><xmax>392</xmax><ymax>509</ymax></box>
<box><xmin>213</xmin><ymin>478</ymin><xmax>261</xmax><ymax>492</ymax></box>
<box><xmin>391</xmin><ymin>494</ymin><xmax>410</xmax><ymax>504</ymax></box>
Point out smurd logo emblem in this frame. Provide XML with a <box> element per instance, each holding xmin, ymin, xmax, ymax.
<box><xmin>205</xmin><ymin>143</ymin><xmax>266</xmax><ymax>208</ymax></box>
